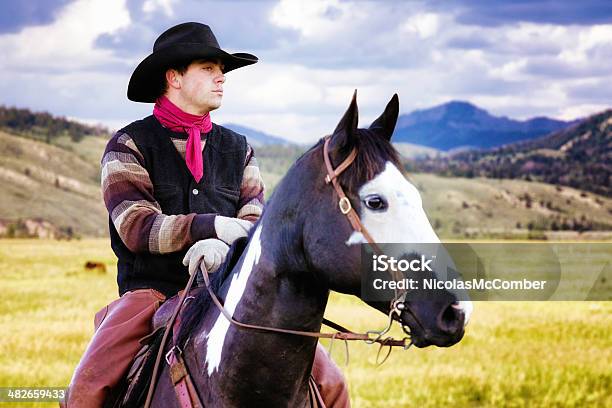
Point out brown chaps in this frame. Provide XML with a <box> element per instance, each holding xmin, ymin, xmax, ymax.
<box><xmin>64</xmin><ymin>289</ymin><xmax>350</xmax><ymax>407</ymax></box>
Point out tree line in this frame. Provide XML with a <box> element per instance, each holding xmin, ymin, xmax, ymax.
<box><xmin>0</xmin><ymin>105</ymin><xmax>109</xmax><ymax>143</ymax></box>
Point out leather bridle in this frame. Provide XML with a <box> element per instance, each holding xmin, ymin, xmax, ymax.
<box><xmin>322</xmin><ymin>136</ymin><xmax>381</xmax><ymax>253</ymax></box>
<box><xmin>322</xmin><ymin>136</ymin><xmax>408</xmax><ymax>306</ymax></box>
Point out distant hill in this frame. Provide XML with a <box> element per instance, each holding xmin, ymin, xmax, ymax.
<box><xmin>0</xmin><ymin>130</ymin><xmax>107</xmax><ymax>237</ymax></box>
<box><xmin>0</xmin><ymin>126</ymin><xmax>610</xmax><ymax>239</ymax></box>
<box><xmin>393</xmin><ymin>101</ymin><xmax>572</xmax><ymax>150</ymax></box>
<box><xmin>0</xmin><ymin>104</ymin><xmax>610</xmax><ymax>239</ymax></box>
<box><xmin>413</xmin><ymin>174</ymin><xmax>612</xmax><ymax>239</ymax></box>
<box><xmin>0</xmin><ymin>105</ymin><xmax>109</xmax><ymax>143</ymax></box>
<box><xmin>222</xmin><ymin>123</ymin><xmax>292</xmax><ymax>146</ymax></box>
<box><xmin>0</xmin><ymin>105</ymin><xmax>293</xmax><ymax>148</ymax></box>
<box><xmin>411</xmin><ymin>109</ymin><xmax>612</xmax><ymax>197</ymax></box>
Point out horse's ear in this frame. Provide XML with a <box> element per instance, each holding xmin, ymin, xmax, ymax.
<box><xmin>369</xmin><ymin>94</ymin><xmax>399</xmax><ymax>141</ymax></box>
<box><xmin>330</xmin><ymin>90</ymin><xmax>359</xmax><ymax>150</ymax></box>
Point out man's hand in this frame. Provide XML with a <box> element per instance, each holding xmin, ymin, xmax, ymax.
<box><xmin>182</xmin><ymin>238</ymin><xmax>230</xmax><ymax>275</ymax></box>
<box><xmin>214</xmin><ymin>216</ymin><xmax>253</xmax><ymax>245</ymax></box>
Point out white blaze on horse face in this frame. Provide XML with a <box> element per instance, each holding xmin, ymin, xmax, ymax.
<box><xmin>347</xmin><ymin>161</ymin><xmax>473</xmax><ymax>327</ymax></box>
<box><xmin>204</xmin><ymin>224</ymin><xmax>263</xmax><ymax>376</ymax></box>
<box><xmin>348</xmin><ymin>161</ymin><xmax>440</xmax><ymax>244</ymax></box>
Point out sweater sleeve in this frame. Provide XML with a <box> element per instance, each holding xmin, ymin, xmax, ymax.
<box><xmin>236</xmin><ymin>143</ymin><xmax>265</xmax><ymax>222</ymax></box>
<box><xmin>101</xmin><ymin>131</ymin><xmax>216</xmax><ymax>254</ymax></box>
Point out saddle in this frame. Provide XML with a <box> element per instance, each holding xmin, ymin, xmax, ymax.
<box><xmin>99</xmin><ymin>286</ymin><xmax>200</xmax><ymax>408</ymax></box>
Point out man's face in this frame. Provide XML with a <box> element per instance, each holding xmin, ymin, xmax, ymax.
<box><xmin>175</xmin><ymin>59</ymin><xmax>225</xmax><ymax>114</ymax></box>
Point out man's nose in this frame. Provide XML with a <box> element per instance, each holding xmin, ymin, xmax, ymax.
<box><xmin>216</xmin><ymin>73</ymin><xmax>225</xmax><ymax>84</ymax></box>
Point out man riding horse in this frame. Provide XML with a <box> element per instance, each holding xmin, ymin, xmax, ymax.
<box><xmin>64</xmin><ymin>22</ymin><xmax>349</xmax><ymax>408</ymax></box>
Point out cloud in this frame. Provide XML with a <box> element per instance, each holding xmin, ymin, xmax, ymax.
<box><xmin>142</xmin><ymin>0</ymin><xmax>177</xmax><ymax>17</ymax></box>
<box><xmin>95</xmin><ymin>0</ymin><xmax>297</xmax><ymax>58</ymax></box>
<box><xmin>0</xmin><ymin>0</ymin><xmax>144</xmax><ymax>129</ymax></box>
<box><xmin>434</xmin><ymin>0</ymin><xmax>612</xmax><ymax>26</ymax></box>
<box><xmin>566</xmin><ymin>79</ymin><xmax>612</xmax><ymax>102</ymax></box>
<box><xmin>400</xmin><ymin>12</ymin><xmax>441</xmax><ymax>39</ymax></box>
<box><xmin>557</xmin><ymin>103</ymin><xmax>611</xmax><ymax>120</ymax></box>
<box><xmin>0</xmin><ymin>1</ymin><xmax>72</xmax><ymax>34</ymax></box>
<box><xmin>0</xmin><ymin>0</ymin><xmax>131</xmax><ymax>72</ymax></box>
<box><xmin>445</xmin><ymin>34</ymin><xmax>492</xmax><ymax>50</ymax></box>
<box><xmin>266</xmin><ymin>1</ymin><xmax>450</xmax><ymax>69</ymax></box>
<box><xmin>0</xmin><ymin>0</ymin><xmax>611</xmax><ymax>144</ymax></box>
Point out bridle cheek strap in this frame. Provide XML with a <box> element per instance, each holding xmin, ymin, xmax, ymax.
<box><xmin>323</xmin><ymin>136</ymin><xmax>381</xmax><ymax>254</ymax></box>
<box><xmin>323</xmin><ymin>136</ymin><xmax>406</xmax><ymax>304</ymax></box>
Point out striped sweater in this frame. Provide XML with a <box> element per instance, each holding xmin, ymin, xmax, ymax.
<box><xmin>101</xmin><ymin>130</ymin><xmax>265</xmax><ymax>254</ymax></box>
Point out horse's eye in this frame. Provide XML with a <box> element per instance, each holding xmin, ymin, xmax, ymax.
<box><xmin>363</xmin><ymin>194</ymin><xmax>387</xmax><ymax>211</ymax></box>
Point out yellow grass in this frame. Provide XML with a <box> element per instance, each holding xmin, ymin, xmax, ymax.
<box><xmin>0</xmin><ymin>239</ymin><xmax>610</xmax><ymax>407</ymax></box>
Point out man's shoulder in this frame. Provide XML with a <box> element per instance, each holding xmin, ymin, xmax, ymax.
<box><xmin>104</xmin><ymin>116</ymin><xmax>157</xmax><ymax>156</ymax></box>
<box><xmin>111</xmin><ymin>115</ymin><xmax>166</xmax><ymax>152</ymax></box>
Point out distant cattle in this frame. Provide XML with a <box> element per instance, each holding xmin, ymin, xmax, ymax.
<box><xmin>84</xmin><ymin>261</ymin><xmax>107</xmax><ymax>274</ymax></box>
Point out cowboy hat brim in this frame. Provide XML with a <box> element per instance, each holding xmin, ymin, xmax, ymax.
<box><xmin>127</xmin><ymin>44</ymin><xmax>258</xmax><ymax>103</ymax></box>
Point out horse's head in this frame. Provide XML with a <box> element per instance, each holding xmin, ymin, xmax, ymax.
<box><xmin>265</xmin><ymin>92</ymin><xmax>471</xmax><ymax>348</ymax></box>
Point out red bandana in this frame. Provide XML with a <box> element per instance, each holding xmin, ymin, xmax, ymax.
<box><xmin>153</xmin><ymin>96</ymin><xmax>212</xmax><ymax>183</ymax></box>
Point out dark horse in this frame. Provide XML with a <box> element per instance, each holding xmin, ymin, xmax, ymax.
<box><xmin>126</xmin><ymin>93</ymin><xmax>472</xmax><ymax>407</ymax></box>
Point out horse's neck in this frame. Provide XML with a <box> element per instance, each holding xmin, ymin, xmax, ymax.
<box><xmin>196</xmin><ymin>223</ymin><xmax>329</xmax><ymax>405</ymax></box>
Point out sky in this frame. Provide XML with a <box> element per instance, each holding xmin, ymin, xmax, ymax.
<box><xmin>1</xmin><ymin>0</ymin><xmax>611</xmax><ymax>143</ymax></box>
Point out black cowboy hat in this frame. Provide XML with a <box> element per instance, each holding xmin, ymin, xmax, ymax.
<box><xmin>127</xmin><ymin>22</ymin><xmax>258</xmax><ymax>102</ymax></box>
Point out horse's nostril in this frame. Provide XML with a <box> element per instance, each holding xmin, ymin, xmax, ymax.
<box><xmin>437</xmin><ymin>302</ymin><xmax>464</xmax><ymax>335</ymax></box>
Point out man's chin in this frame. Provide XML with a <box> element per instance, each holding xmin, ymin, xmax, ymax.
<box><xmin>207</xmin><ymin>102</ymin><xmax>222</xmax><ymax>112</ymax></box>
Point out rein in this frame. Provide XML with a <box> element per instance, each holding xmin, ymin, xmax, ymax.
<box><xmin>143</xmin><ymin>137</ymin><xmax>412</xmax><ymax>408</ymax></box>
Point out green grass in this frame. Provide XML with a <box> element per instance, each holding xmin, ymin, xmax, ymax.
<box><xmin>0</xmin><ymin>239</ymin><xmax>610</xmax><ymax>407</ymax></box>
<box><xmin>412</xmin><ymin>174</ymin><xmax>612</xmax><ymax>240</ymax></box>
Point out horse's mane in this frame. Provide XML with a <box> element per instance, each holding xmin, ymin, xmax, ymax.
<box><xmin>175</xmin><ymin>235</ymin><xmax>251</xmax><ymax>347</ymax></box>
<box><xmin>338</xmin><ymin>129</ymin><xmax>402</xmax><ymax>193</ymax></box>
<box><xmin>300</xmin><ymin>129</ymin><xmax>402</xmax><ymax>195</ymax></box>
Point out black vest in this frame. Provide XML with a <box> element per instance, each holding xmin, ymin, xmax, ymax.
<box><xmin>110</xmin><ymin>115</ymin><xmax>247</xmax><ymax>297</ymax></box>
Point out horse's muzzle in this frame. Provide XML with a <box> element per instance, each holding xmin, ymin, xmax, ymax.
<box><xmin>401</xmin><ymin>301</ymin><xmax>466</xmax><ymax>348</ymax></box>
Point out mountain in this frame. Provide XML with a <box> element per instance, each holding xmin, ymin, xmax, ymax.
<box><xmin>222</xmin><ymin>123</ymin><xmax>292</xmax><ymax>146</ymax></box>
<box><xmin>411</xmin><ymin>109</ymin><xmax>612</xmax><ymax>197</ymax></box>
<box><xmin>393</xmin><ymin>101</ymin><xmax>572</xmax><ymax>150</ymax></box>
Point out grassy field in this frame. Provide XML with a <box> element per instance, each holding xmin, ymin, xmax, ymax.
<box><xmin>0</xmin><ymin>239</ymin><xmax>610</xmax><ymax>407</ymax></box>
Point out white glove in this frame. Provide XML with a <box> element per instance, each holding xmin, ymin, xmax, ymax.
<box><xmin>214</xmin><ymin>216</ymin><xmax>253</xmax><ymax>245</ymax></box>
<box><xmin>182</xmin><ymin>238</ymin><xmax>230</xmax><ymax>276</ymax></box>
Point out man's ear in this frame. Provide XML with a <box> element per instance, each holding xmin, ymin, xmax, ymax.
<box><xmin>165</xmin><ymin>69</ymin><xmax>181</xmax><ymax>89</ymax></box>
